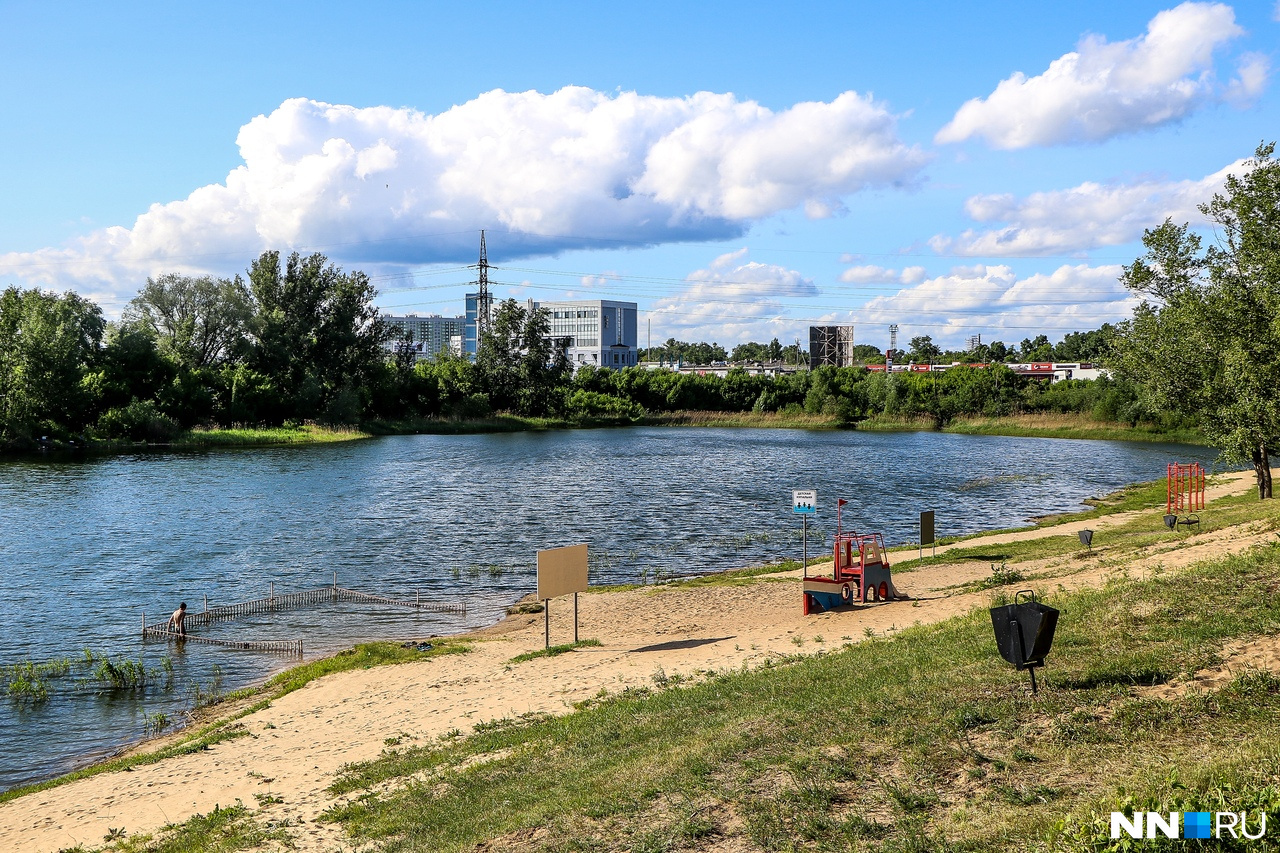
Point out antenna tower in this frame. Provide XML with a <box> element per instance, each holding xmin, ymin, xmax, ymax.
<box><xmin>473</xmin><ymin>230</ymin><xmax>493</xmax><ymax>342</ymax></box>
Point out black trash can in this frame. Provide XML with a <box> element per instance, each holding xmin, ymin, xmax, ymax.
<box><xmin>990</xmin><ymin>590</ymin><xmax>1059</xmax><ymax>685</ymax></box>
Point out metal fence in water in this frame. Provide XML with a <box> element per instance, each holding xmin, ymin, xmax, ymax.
<box><xmin>141</xmin><ymin>578</ymin><xmax>468</xmax><ymax>656</ymax></box>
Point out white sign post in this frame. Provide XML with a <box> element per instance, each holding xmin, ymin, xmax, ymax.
<box><xmin>792</xmin><ymin>490</ymin><xmax>817</xmax><ymax>577</ymax></box>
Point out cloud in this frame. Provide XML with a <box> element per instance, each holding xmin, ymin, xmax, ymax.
<box><xmin>646</xmin><ymin>254</ymin><xmax>1137</xmax><ymax>350</ymax></box>
<box><xmin>929</xmin><ymin>159</ymin><xmax>1247</xmax><ymax>256</ymax></box>
<box><xmin>649</xmin><ymin>250</ymin><xmax>820</xmax><ymax>344</ymax></box>
<box><xmin>1226</xmin><ymin>51</ymin><xmax>1270</xmax><ymax>104</ymax></box>
<box><xmin>936</xmin><ymin>2</ymin><xmax>1261</xmax><ymax>148</ymax></box>
<box><xmin>839</xmin><ymin>264</ymin><xmax>927</xmax><ymax>285</ymax></box>
<box><xmin>854</xmin><ymin>263</ymin><xmax>1135</xmax><ymax>349</ymax></box>
<box><xmin>0</xmin><ymin>87</ymin><xmax>927</xmax><ymax>306</ymax></box>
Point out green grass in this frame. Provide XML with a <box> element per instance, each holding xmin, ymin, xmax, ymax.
<box><xmin>891</xmin><ymin>480</ymin><xmax>1277</xmax><ymax>575</ymax></box>
<box><xmin>943</xmin><ymin>413</ymin><xmax>1206</xmax><ymax>445</ymax></box>
<box><xmin>174</xmin><ymin>423</ymin><xmax>369</xmax><ymax>447</ymax></box>
<box><xmin>887</xmin><ymin>474</ymin><xmax>1251</xmax><ymax>570</ymax></box>
<box><xmin>68</xmin><ymin>802</ymin><xmax>293</xmax><ymax>853</ymax></box>
<box><xmin>0</xmin><ymin>641</ymin><xmax>468</xmax><ymax>806</ymax></box>
<box><xmin>264</xmin><ymin>640</ymin><xmax>468</xmax><ymax>696</ymax></box>
<box><xmin>508</xmin><ymin>639</ymin><xmax>603</xmax><ymax>664</ymax></box>
<box><xmin>320</xmin><ymin>539</ymin><xmax>1280</xmax><ymax>853</ymax></box>
<box><xmin>361</xmin><ymin>414</ymin><xmax>582</xmax><ymax>434</ymax></box>
<box><xmin>643</xmin><ymin>410</ymin><xmax>841</xmax><ymax>429</ymax></box>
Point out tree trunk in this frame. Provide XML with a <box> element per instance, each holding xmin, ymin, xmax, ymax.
<box><xmin>1254</xmin><ymin>442</ymin><xmax>1273</xmax><ymax>499</ymax></box>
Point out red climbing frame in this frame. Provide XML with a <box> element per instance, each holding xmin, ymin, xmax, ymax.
<box><xmin>1167</xmin><ymin>462</ymin><xmax>1205</xmax><ymax>515</ymax></box>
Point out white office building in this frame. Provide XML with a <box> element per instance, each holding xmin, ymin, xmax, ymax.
<box><xmin>532</xmin><ymin>299</ymin><xmax>638</xmax><ymax>369</ymax></box>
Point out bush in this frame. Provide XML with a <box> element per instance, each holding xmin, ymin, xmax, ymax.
<box><xmin>448</xmin><ymin>393</ymin><xmax>493</xmax><ymax>419</ymax></box>
<box><xmin>94</xmin><ymin>399</ymin><xmax>180</xmax><ymax>441</ymax></box>
<box><xmin>563</xmin><ymin>389</ymin><xmax>645</xmax><ymax>421</ymax></box>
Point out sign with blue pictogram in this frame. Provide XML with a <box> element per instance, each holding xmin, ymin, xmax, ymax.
<box><xmin>792</xmin><ymin>490</ymin><xmax>817</xmax><ymax>514</ymax></box>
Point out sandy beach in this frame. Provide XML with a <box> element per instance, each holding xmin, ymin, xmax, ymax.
<box><xmin>2</xmin><ymin>470</ymin><xmax>1271</xmax><ymax>853</ymax></box>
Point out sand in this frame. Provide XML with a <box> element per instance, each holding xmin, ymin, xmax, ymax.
<box><xmin>1</xmin><ymin>471</ymin><xmax>1272</xmax><ymax>852</ymax></box>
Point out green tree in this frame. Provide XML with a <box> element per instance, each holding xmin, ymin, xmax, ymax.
<box><xmin>1053</xmin><ymin>326</ymin><xmax>1113</xmax><ymax>362</ymax></box>
<box><xmin>908</xmin><ymin>335</ymin><xmax>941</xmax><ymax>362</ymax></box>
<box><xmin>246</xmin><ymin>251</ymin><xmax>391</xmax><ymax>424</ymax></box>
<box><xmin>96</xmin><ymin>321</ymin><xmax>175</xmax><ymax>413</ymax></box>
<box><xmin>0</xmin><ymin>287</ymin><xmax>105</xmax><ymax>443</ymax></box>
<box><xmin>1113</xmin><ymin>144</ymin><xmax>1280</xmax><ymax>498</ymax></box>
<box><xmin>850</xmin><ymin>343</ymin><xmax>884</xmax><ymax>363</ymax></box>
<box><xmin>125</xmin><ymin>273</ymin><xmax>252</xmax><ymax>370</ymax></box>
<box><xmin>475</xmin><ymin>299</ymin><xmax>570</xmax><ymax>416</ymax></box>
<box><xmin>729</xmin><ymin>341</ymin><xmax>770</xmax><ymax>363</ymax></box>
<box><xmin>1018</xmin><ymin>334</ymin><xmax>1053</xmax><ymax>362</ymax></box>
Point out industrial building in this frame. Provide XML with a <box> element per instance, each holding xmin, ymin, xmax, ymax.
<box><xmin>536</xmin><ymin>299</ymin><xmax>638</xmax><ymax>368</ymax></box>
<box><xmin>809</xmin><ymin>325</ymin><xmax>856</xmax><ymax>368</ymax></box>
<box><xmin>463</xmin><ymin>295</ymin><xmax>638</xmax><ymax>369</ymax></box>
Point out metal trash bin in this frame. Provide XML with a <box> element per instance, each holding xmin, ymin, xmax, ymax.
<box><xmin>990</xmin><ymin>590</ymin><xmax>1058</xmax><ymax>692</ymax></box>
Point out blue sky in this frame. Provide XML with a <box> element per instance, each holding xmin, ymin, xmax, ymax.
<box><xmin>2</xmin><ymin>0</ymin><xmax>1276</xmax><ymax>351</ymax></box>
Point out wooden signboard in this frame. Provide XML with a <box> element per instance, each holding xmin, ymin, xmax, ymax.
<box><xmin>920</xmin><ymin>511</ymin><xmax>935</xmax><ymax>545</ymax></box>
<box><xmin>919</xmin><ymin>510</ymin><xmax>936</xmax><ymax>561</ymax></box>
<box><xmin>537</xmin><ymin>543</ymin><xmax>588</xmax><ymax>601</ymax></box>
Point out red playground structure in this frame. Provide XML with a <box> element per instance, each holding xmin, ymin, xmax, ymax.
<box><xmin>803</xmin><ymin>531</ymin><xmax>908</xmax><ymax>614</ymax></box>
<box><xmin>1165</xmin><ymin>462</ymin><xmax>1206</xmax><ymax>530</ymax></box>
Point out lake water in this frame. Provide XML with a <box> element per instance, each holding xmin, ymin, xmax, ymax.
<box><xmin>0</xmin><ymin>427</ymin><xmax>1219</xmax><ymax>790</ymax></box>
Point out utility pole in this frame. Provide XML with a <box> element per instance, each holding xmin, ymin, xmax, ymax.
<box><xmin>472</xmin><ymin>230</ymin><xmax>493</xmax><ymax>344</ymax></box>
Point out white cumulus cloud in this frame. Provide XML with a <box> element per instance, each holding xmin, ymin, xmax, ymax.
<box><xmin>649</xmin><ymin>249</ymin><xmax>821</xmax><ymax>344</ymax></box>
<box><xmin>0</xmin><ymin>87</ymin><xmax>927</xmax><ymax>306</ymax></box>
<box><xmin>929</xmin><ymin>159</ymin><xmax>1247</xmax><ymax>256</ymax></box>
<box><xmin>936</xmin><ymin>2</ymin><xmax>1261</xmax><ymax>148</ymax></box>
<box><xmin>839</xmin><ymin>264</ymin><xmax>927</xmax><ymax>285</ymax></box>
<box><xmin>855</xmin><ymin>263</ymin><xmax>1135</xmax><ymax>350</ymax></box>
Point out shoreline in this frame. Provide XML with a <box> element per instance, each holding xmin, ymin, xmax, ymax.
<box><xmin>0</xmin><ymin>470</ymin><xmax>1230</xmax><ymax>801</ymax></box>
<box><xmin>5</xmin><ymin>412</ymin><xmax>1207</xmax><ymax>459</ymax></box>
<box><xmin>2</xmin><ymin>468</ymin><xmax>1259</xmax><ymax>835</ymax></box>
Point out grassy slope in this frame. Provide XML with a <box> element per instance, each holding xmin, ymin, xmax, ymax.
<box><xmin>315</xmin><ymin>495</ymin><xmax>1280</xmax><ymax>853</ymax></box>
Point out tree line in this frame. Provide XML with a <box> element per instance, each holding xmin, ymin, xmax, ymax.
<box><xmin>1</xmin><ymin>252</ymin><xmax>391</xmax><ymax>445</ymax></box>
<box><xmin>0</xmin><ymin>246</ymin><xmax>1157</xmax><ymax>448</ymax></box>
